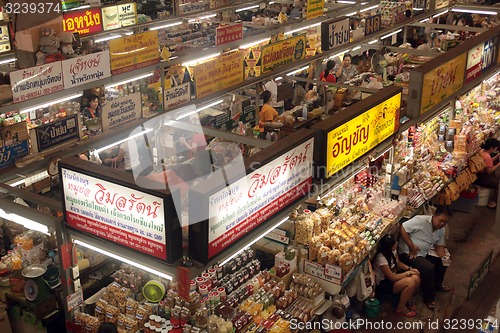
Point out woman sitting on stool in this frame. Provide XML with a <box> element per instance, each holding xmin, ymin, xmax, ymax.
<box><xmin>373</xmin><ymin>235</ymin><xmax>421</xmax><ymax>318</ymax></box>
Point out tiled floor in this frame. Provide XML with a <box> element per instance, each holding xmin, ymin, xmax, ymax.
<box><xmin>354</xmin><ymin>204</ymin><xmax>500</xmax><ymax>333</ymax></box>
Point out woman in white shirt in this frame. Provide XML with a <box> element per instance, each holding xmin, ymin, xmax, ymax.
<box><xmin>373</xmin><ymin>235</ymin><xmax>421</xmax><ymax>318</ymax></box>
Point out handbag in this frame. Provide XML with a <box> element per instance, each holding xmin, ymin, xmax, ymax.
<box><xmin>356</xmin><ymin>261</ymin><xmax>375</xmax><ymax>301</ymax></box>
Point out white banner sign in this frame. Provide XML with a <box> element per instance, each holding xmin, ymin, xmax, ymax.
<box><xmin>11</xmin><ymin>62</ymin><xmax>64</xmax><ymax>103</ymax></box>
<box><xmin>207</xmin><ymin>138</ymin><xmax>314</xmax><ymax>258</ymax></box>
<box><xmin>62</xmin><ymin>51</ymin><xmax>111</xmax><ymax>88</ymax></box>
<box><xmin>164</xmin><ymin>83</ymin><xmax>191</xmax><ymax>110</ymax></box>
<box><xmin>61</xmin><ymin>168</ymin><xmax>167</xmax><ymax>260</ymax></box>
<box><xmin>102</xmin><ymin>92</ymin><xmax>142</xmax><ymax>132</ymax></box>
<box><xmin>322</xmin><ymin>18</ymin><xmax>350</xmax><ymax>51</ymax></box>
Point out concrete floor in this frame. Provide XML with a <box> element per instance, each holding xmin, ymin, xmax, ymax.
<box><xmin>355</xmin><ymin>203</ymin><xmax>500</xmax><ymax>333</ymax></box>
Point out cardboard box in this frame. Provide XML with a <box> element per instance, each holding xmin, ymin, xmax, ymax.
<box><xmin>274</xmin><ymin>251</ymin><xmax>297</xmax><ymax>273</ymax></box>
<box><xmin>15</xmin><ymin>17</ymin><xmax>63</xmax><ymax>53</ymax></box>
<box><xmin>271</xmin><ymin>266</ymin><xmax>296</xmax><ymax>288</ymax></box>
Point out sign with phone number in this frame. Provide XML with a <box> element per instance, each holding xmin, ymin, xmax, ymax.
<box><xmin>321</xmin><ymin>18</ymin><xmax>350</xmax><ymax>51</ymax></box>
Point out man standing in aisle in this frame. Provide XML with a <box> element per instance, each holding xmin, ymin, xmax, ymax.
<box><xmin>398</xmin><ymin>206</ymin><xmax>452</xmax><ymax>310</ymax></box>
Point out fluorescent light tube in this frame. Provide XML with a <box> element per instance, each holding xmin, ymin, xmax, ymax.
<box><xmin>239</xmin><ymin>38</ymin><xmax>270</xmax><ymax>49</ymax></box>
<box><xmin>380</xmin><ymin>29</ymin><xmax>402</xmax><ymax>40</ymax></box>
<box><xmin>345</xmin><ymin>12</ymin><xmax>357</xmax><ymax>16</ymax></box>
<box><xmin>176</xmin><ymin>100</ymin><xmax>224</xmax><ymax>120</ymax></box>
<box><xmin>235</xmin><ymin>5</ymin><xmax>259</xmax><ymax>12</ymax></box>
<box><xmin>352</xmin><ymin>46</ymin><xmax>362</xmax><ymax>51</ymax></box>
<box><xmin>286</xmin><ymin>66</ymin><xmax>309</xmax><ymax>76</ymax></box>
<box><xmin>150</xmin><ymin>21</ymin><xmax>183</xmax><ymax>31</ymax></box>
<box><xmin>368</xmin><ymin>39</ymin><xmax>378</xmax><ymax>44</ymax></box>
<box><xmin>413</xmin><ymin>8</ymin><xmax>424</xmax><ymax>10</ymax></box>
<box><xmin>0</xmin><ymin>57</ymin><xmax>16</xmax><ymax>65</ymax></box>
<box><xmin>0</xmin><ymin>208</ymin><xmax>50</xmax><ymax>235</ymax></box>
<box><xmin>74</xmin><ymin>240</ymin><xmax>173</xmax><ymax>280</ymax></box>
<box><xmin>67</xmin><ymin>4</ymin><xmax>90</xmax><ymax>11</ymax></box>
<box><xmin>432</xmin><ymin>10</ymin><xmax>448</xmax><ymax>18</ymax></box>
<box><xmin>94</xmin><ymin>34</ymin><xmax>122</xmax><ymax>43</ymax></box>
<box><xmin>337</xmin><ymin>0</ymin><xmax>356</xmax><ymax>4</ymax></box>
<box><xmin>360</xmin><ymin>5</ymin><xmax>378</xmax><ymax>12</ymax></box>
<box><xmin>95</xmin><ymin>128</ymin><xmax>154</xmax><ymax>153</ymax></box>
<box><xmin>452</xmin><ymin>8</ymin><xmax>497</xmax><ymax>15</ymax></box>
<box><xmin>285</xmin><ymin>26</ymin><xmax>310</xmax><ymax>35</ymax></box>
<box><xmin>220</xmin><ymin>217</ymin><xmax>289</xmax><ymax>266</ymax></box>
<box><xmin>420</xmin><ymin>18</ymin><xmax>430</xmax><ymax>23</ymax></box>
<box><xmin>104</xmin><ymin>73</ymin><xmax>153</xmax><ymax>89</ymax></box>
<box><xmin>182</xmin><ymin>52</ymin><xmax>220</xmax><ymax>67</ymax></box>
<box><xmin>20</xmin><ymin>93</ymin><xmax>83</xmax><ymax>114</ymax></box>
<box><xmin>275</xmin><ymin>76</ymin><xmax>283</xmax><ymax>81</ymax></box>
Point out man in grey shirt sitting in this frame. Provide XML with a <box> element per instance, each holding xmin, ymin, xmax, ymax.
<box><xmin>398</xmin><ymin>206</ymin><xmax>452</xmax><ymax>310</ymax></box>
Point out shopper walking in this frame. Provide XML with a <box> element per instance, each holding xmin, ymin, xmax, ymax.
<box><xmin>475</xmin><ymin>138</ymin><xmax>500</xmax><ymax>209</ymax></box>
<box><xmin>398</xmin><ymin>206</ymin><xmax>452</xmax><ymax>310</ymax></box>
<box><xmin>373</xmin><ymin>235</ymin><xmax>420</xmax><ymax>317</ymax></box>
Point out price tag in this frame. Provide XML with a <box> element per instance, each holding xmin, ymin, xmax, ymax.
<box><xmin>324</xmin><ymin>263</ymin><xmax>342</xmax><ymax>279</ymax></box>
<box><xmin>66</xmin><ymin>289</ymin><xmax>83</xmax><ymax>312</ymax></box>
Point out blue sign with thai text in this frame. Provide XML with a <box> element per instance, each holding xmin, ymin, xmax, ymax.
<box><xmin>35</xmin><ymin>114</ymin><xmax>79</xmax><ymax>151</ymax></box>
<box><xmin>0</xmin><ymin>140</ymin><xmax>29</xmax><ymax>169</ymax></box>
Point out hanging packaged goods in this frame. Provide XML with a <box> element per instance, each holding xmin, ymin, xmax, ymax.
<box><xmin>189</xmin><ymin>130</ymin><xmax>314</xmax><ymax>263</ymax></box>
<box><xmin>60</xmin><ymin>158</ymin><xmax>182</xmax><ymax>263</ymax></box>
<box><xmin>109</xmin><ymin>31</ymin><xmax>159</xmax><ymax>75</ymax></box>
<box><xmin>313</xmin><ymin>86</ymin><xmax>402</xmax><ymax>179</ymax></box>
<box><xmin>0</xmin><ymin>25</ymin><xmax>11</xmax><ymax>53</ymax></box>
<box><xmin>321</xmin><ymin>18</ymin><xmax>350</xmax><ymax>51</ymax></box>
<box><xmin>62</xmin><ymin>8</ymin><xmax>103</xmax><ymax>35</ymax></box>
<box><xmin>261</xmin><ymin>35</ymin><xmax>306</xmax><ymax>74</ymax></box>
<box><xmin>193</xmin><ymin>51</ymin><xmax>244</xmax><ymax>99</ymax></box>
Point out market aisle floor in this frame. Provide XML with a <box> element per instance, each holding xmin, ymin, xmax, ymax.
<box><xmin>356</xmin><ymin>204</ymin><xmax>500</xmax><ymax>333</ymax></box>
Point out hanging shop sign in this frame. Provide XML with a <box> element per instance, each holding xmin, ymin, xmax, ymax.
<box><xmin>206</xmin><ymin>138</ymin><xmax>314</xmax><ymax>258</ymax></box>
<box><xmin>0</xmin><ymin>141</ymin><xmax>29</xmax><ymax>169</ymax></box>
<box><xmin>177</xmin><ymin>0</ymin><xmax>209</xmax><ymax>15</ymax></box>
<box><xmin>62</xmin><ymin>51</ymin><xmax>111</xmax><ymax>88</ymax></box>
<box><xmin>62</xmin><ymin>8</ymin><xmax>103</xmax><ymax>35</ymax></box>
<box><xmin>216</xmin><ymin>23</ymin><xmax>243</xmax><ymax>46</ymax></box>
<box><xmin>465</xmin><ymin>36</ymin><xmax>498</xmax><ymax>84</ymax></box>
<box><xmin>321</xmin><ymin>18</ymin><xmax>350</xmax><ymax>51</ymax></box>
<box><xmin>109</xmin><ymin>31</ymin><xmax>159</xmax><ymax>75</ymax></box>
<box><xmin>326</xmin><ymin>92</ymin><xmax>401</xmax><ymax>178</ymax></box>
<box><xmin>306</xmin><ymin>0</ymin><xmax>324</xmax><ymax>20</ymax></box>
<box><xmin>101</xmin><ymin>93</ymin><xmax>142</xmax><ymax>132</ymax></box>
<box><xmin>61</xmin><ymin>167</ymin><xmax>168</xmax><ymax>260</ymax></box>
<box><xmin>261</xmin><ymin>35</ymin><xmax>306</xmax><ymax>73</ymax></box>
<box><xmin>164</xmin><ymin>83</ymin><xmax>191</xmax><ymax>110</ymax></box>
<box><xmin>10</xmin><ymin>63</ymin><xmax>64</xmax><ymax>103</ymax></box>
<box><xmin>102</xmin><ymin>2</ymin><xmax>137</xmax><ymax>31</ymax></box>
<box><xmin>0</xmin><ymin>25</ymin><xmax>11</xmax><ymax>53</ymax></box>
<box><xmin>364</xmin><ymin>14</ymin><xmax>382</xmax><ymax>37</ymax></box>
<box><xmin>420</xmin><ymin>53</ymin><xmax>466</xmax><ymax>115</ymax></box>
<box><xmin>193</xmin><ymin>51</ymin><xmax>243</xmax><ymax>99</ymax></box>
<box><xmin>35</xmin><ymin>114</ymin><xmax>79</xmax><ymax>152</ymax></box>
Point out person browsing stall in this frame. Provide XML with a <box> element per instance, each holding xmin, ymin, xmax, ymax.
<box><xmin>334</xmin><ymin>54</ymin><xmax>358</xmax><ymax>83</ymax></box>
<box><xmin>398</xmin><ymin>206</ymin><xmax>452</xmax><ymax>310</ymax></box>
<box><xmin>258</xmin><ymin>90</ymin><xmax>279</xmax><ymax>137</ymax></box>
<box><xmin>320</xmin><ymin>60</ymin><xmax>337</xmax><ymax>83</ymax></box>
<box><xmin>475</xmin><ymin>138</ymin><xmax>500</xmax><ymax>209</ymax></box>
<box><xmin>373</xmin><ymin>235</ymin><xmax>421</xmax><ymax>318</ymax></box>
